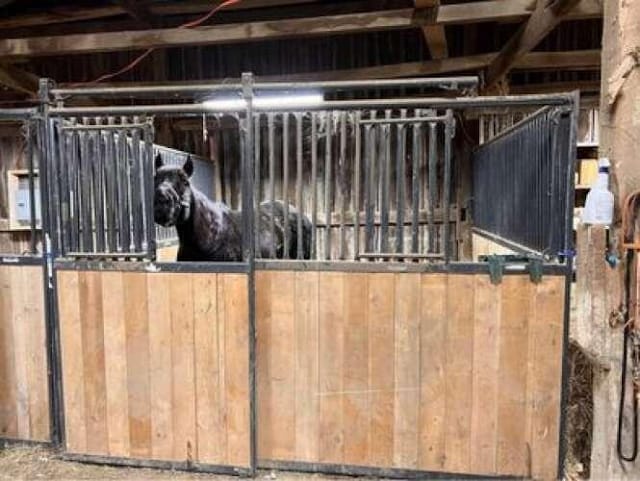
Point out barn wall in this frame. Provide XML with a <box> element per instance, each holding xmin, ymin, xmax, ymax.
<box><xmin>56</xmin><ymin>269</ymin><xmax>251</xmax><ymax>468</ymax></box>
<box><xmin>0</xmin><ymin>264</ymin><xmax>50</xmax><ymax>442</ymax></box>
<box><xmin>256</xmin><ymin>270</ymin><xmax>565</xmax><ymax>479</ymax></box>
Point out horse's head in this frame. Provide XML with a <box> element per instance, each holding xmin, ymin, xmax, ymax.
<box><xmin>153</xmin><ymin>153</ymin><xmax>194</xmax><ymax>227</ymax></box>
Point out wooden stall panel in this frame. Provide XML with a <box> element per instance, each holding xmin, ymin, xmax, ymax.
<box><xmin>0</xmin><ymin>265</ymin><xmax>50</xmax><ymax>442</ymax></box>
<box><xmin>256</xmin><ymin>271</ymin><xmax>566</xmax><ymax>479</ymax></box>
<box><xmin>57</xmin><ymin>270</ymin><xmax>251</xmax><ymax>469</ymax></box>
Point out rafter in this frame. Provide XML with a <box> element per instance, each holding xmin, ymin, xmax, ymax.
<box><xmin>0</xmin><ymin>62</ymin><xmax>39</xmax><ymax>95</ymax></box>
<box><xmin>484</xmin><ymin>0</ymin><xmax>583</xmax><ymax>89</ymax></box>
<box><xmin>112</xmin><ymin>0</ymin><xmax>156</xmax><ymax>28</ymax></box>
<box><xmin>0</xmin><ymin>0</ymin><xmax>603</xmax><ymax>32</ymax></box>
<box><xmin>414</xmin><ymin>0</ymin><xmax>449</xmax><ymax>59</ymax></box>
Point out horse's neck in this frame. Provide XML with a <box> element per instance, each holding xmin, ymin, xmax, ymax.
<box><xmin>175</xmin><ymin>188</ymin><xmax>233</xmax><ymax>248</ymax></box>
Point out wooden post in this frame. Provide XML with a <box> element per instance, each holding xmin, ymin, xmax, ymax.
<box><xmin>574</xmin><ymin>0</ymin><xmax>640</xmax><ymax>478</ymax></box>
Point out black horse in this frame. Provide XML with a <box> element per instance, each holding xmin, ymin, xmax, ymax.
<box><xmin>153</xmin><ymin>153</ymin><xmax>312</xmax><ymax>262</ymax></box>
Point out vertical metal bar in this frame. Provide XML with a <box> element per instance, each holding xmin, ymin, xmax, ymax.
<box><xmin>130</xmin><ymin>117</ymin><xmax>142</xmax><ymax>253</ymax></box>
<box><xmin>118</xmin><ymin>118</ymin><xmax>131</xmax><ymax>253</ymax></box>
<box><xmin>339</xmin><ymin>111</ymin><xmax>347</xmax><ymax>260</ymax></box>
<box><xmin>443</xmin><ymin>109</ymin><xmax>453</xmax><ymax>262</ymax></box>
<box><xmin>380</xmin><ymin>109</ymin><xmax>391</xmax><ymax>255</ymax></box>
<box><xmin>324</xmin><ymin>113</ymin><xmax>332</xmax><ymax>260</ymax></box>
<box><xmin>268</xmin><ymin>112</ymin><xmax>276</xmax><ymax>258</ymax></box>
<box><xmin>105</xmin><ymin>117</ymin><xmax>117</xmax><ymax>253</ymax></box>
<box><xmin>427</xmin><ymin>121</ymin><xmax>437</xmax><ymax>253</ymax></box>
<box><xmin>253</xmin><ymin>114</ymin><xmax>261</xmax><ymax>258</ymax></box>
<box><xmin>143</xmin><ymin>119</ymin><xmax>156</xmax><ymax>259</ymax></box>
<box><xmin>395</xmin><ymin>109</ymin><xmax>406</xmax><ymax>254</ymax></box>
<box><xmin>93</xmin><ymin>118</ymin><xmax>106</xmax><ymax>253</ymax></box>
<box><xmin>69</xmin><ymin>121</ymin><xmax>80</xmax><ymax>253</ymax></box>
<box><xmin>47</xmin><ymin>119</ymin><xmax>61</xmax><ymax>254</ymax></box>
<box><xmin>310</xmin><ymin>112</ymin><xmax>318</xmax><ymax>260</ymax></box>
<box><xmin>79</xmin><ymin>118</ymin><xmax>93</xmax><ymax>252</ymax></box>
<box><xmin>282</xmin><ymin>113</ymin><xmax>290</xmax><ymax>259</ymax></box>
<box><xmin>411</xmin><ymin>122</ymin><xmax>420</xmax><ymax>254</ymax></box>
<box><xmin>364</xmin><ymin>114</ymin><xmax>376</xmax><ymax>255</ymax></box>
<box><xmin>295</xmin><ymin>112</ymin><xmax>303</xmax><ymax>259</ymax></box>
<box><xmin>353</xmin><ymin>111</ymin><xmax>361</xmax><ymax>260</ymax></box>
<box><xmin>56</xmin><ymin>122</ymin><xmax>70</xmax><ymax>255</ymax></box>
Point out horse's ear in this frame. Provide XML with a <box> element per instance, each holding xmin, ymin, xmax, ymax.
<box><xmin>183</xmin><ymin>155</ymin><xmax>194</xmax><ymax>178</ymax></box>
<box><xmin>154</xmin><ymin>153</ymin><xmax>163</xmax><ymax>170</ymax></box>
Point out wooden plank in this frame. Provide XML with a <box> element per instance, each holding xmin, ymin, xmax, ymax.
<box><xmin>469</xmin><ymin>274</ymin><xmax>501</xmax><ymax>474</ymax></box>
<box><xmin>0</xmin><ymin>266</ymin><xmax>18</xmax><ymax>438</ymax></box>
<box><xmin>414</xmin><ymin>0</ymin><xmax>448</xmax><ymax>59</ymax></box>
<box><xmin>294</xmin><ymin>271</ymin><xmax>319</xmax><ymax>462</ymax></box>
<box><xmin>342</xmin><ymin>273</ymin><xmax>369</xmax><ymax>466</ymax></box>
<box><xmin>0</xmin><ymin>9</ymin><xmax>420</xmax><ymax>60</ymax></box>
<box><xmin>318</xmin><ymin>272</ymin><xmax>345</xmax><ymax>463</ymax></box>
<box><xmin>193</xmin><ymin>273</ymin><xmax>223</xmax><ymax>464</ymax></box>
<box><xmin>267</xmin><ymin>271</ymin><xmax>296</xmax><ymax>460</ymax></box>
<box><xmin>484</xmin><ymin>0</ymin><xmax>582</xmax><ymax>89</ymax></box>
<box><xmin>101</xmin><ymin>271</ymin><xmax>130</xmax><ymax>457</ymax></box>
<box><xmin>367</xmin><ymin>273</ymin><xmax>395</xmax><ymax>467</ymax></box>
<box><xmin>57</xmin><ymin>270</ymin><xmax>87</xmax><ymax>453</ymax></box>
<box><xmin>530</xmin><ymin>277</ymin><xmax>564</xmax><ymax>480</ymax></box>
<box><xmin>123</xmin><ymin>273</ymin><xmax>151</xmax><ymax>458</ymax></box>
<box><xmin>79</xmin><ymin>271</ymin><xmax>108</xmax><ymax>455</ymax></box>
<box><xmin>169</xmin><ymin>273</ymin><xmax>196</xmax><ymax>463</ymax></box>
<box><xmin>147</xmin><ymin>273</ymin><xmax>173</xmax><ymax>461</ymax></box>
<box><xmin>222</xmin><ymin>274</ymin><xmax>250</xmax><ymax>467</ymax></box>
<box><xmin>418</xmin><ymin>274</ymin><xmax>447</xmax><ymax>470</ymax></box>
<box><xmin>444</xmin><ymin>275</ymin><xmax>475</xmax><ymax>473</ymax></box>
<box><xmin>393</xmin><ymin>273</ymin><xmax>421</xmax><ymax>469</ymax></box>
<box><xmin>10</xmin><ymin>267</ymin><xmax>30</xmax><ymax>438</ymax></box>
<box><xmin>256</xmin><ymin>271</ymin><xmax>271</xmax><ymax>459</ymax></box>
<box><xmin>25</xmin><ymin>267</ymin><xmax>49</xmax><ymax>441</ymax></box>
<box><xmin>496</xmin><ymin>276</ymin><xmax>530</xmax><ymax>475</ymax></box>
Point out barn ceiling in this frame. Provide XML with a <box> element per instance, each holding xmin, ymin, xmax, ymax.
<box><xmin>0</xmin><ymin>0</ymin><xmax>603</xmax><ymax>103</ymax></box>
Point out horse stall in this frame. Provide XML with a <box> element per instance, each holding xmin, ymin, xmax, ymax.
<box><xmin>35</xmin><ymin>75</ymin><xmax>576</xmax><ymax>480</ymax></box>
<box><xmin>0</xmin><ymin>109</ymin><xmax>52</xmax><ymax>446</ymax></box>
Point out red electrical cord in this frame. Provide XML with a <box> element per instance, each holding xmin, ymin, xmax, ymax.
<box><xmin>73</xmin><ymin>0</ymin><xmax>241</xmax><ymax>86</ymax></box>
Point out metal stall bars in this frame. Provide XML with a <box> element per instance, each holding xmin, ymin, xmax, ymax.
<box><xmin>0</xmin><ymin>107</ymin><xmax>56</xmax><ymax>448</ymax></box>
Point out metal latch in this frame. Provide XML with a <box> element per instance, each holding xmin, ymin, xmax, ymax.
<box><xmin>486</xmin><ymin>255</ymin><xmax>504</xmax><ymax>285</ymax></box>
<box><xmin>528</xmin><ymin>257</ymin><xmax>543</xmax><ymax>284</ymax></box>
<box><xmin>479</xmin><ymin>254</ymin><xmax>545</xmax><ymax>284</ymax></box>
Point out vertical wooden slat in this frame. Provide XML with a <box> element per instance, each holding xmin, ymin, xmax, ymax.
<box><xmin>256</xmin><ymin>271</ymin><xmax>272</xmax><ymax>459</ymax></box>
<box><xmin>367</xmin><ymin>273</ymin><xmax>395</xmax><ymax>467</ymax></box>
<box><xmin>393</xmin><ymin>273</ymin><xmax>421</xmax><ymax>469</ymax></box>
<box><xmin>193</xmin><ymin>274</ymin><xmax>223</xmax><ymax>464</ymax></box>
<box><xmin>267</xmin><ymin>271</ymin><xmax>296</xmax><ymax>459</ymax></box>
<box><xmin>58</xmin><ymin>270</ymin><xmax>87</xmax><ymax>453</ymax></box>
<box><xmin>343</xmin><ymin>273</ymin><xmax>369</xmax><ymax>466</ymax></box>
<box><xmin>216</xmin><ymin>275</ymin><xmax>228</xmax><ymax>462</ymax></box>
<box><xmin>470</xmin><ymin>275</ymin><xmax>501</xmax><ymax>474</ymax></box>
<box><xmin>25</xmin><ymin>267</ymin><xmax>49</xmax><ymax>441</ymax></box>
<box><xmin>318</xmin><ymin>272</ymin><xmax>344</xmax><ymax>463</ymax></box>
<box><xmin>418</xmin><ymin>273</ymin><xmax>447</xmax><ymax>470</ymax></box>
<box><xmin>102</xmin><ymin>271</ymin><xmax>130</xmax><ymax>457</ymax></box>
<box><xmin>222</xmin><ymin>274</ymin><xmax>250</xmax><ymax>467</ymax></box>
<box><xmin>123</xmin><ymin>273</ymin><xmax>151</xmax><ymax>458</ymax></box>
<box><xmin>11</xmin><ymin>267</ymin><xmax>30</xmax><ymax>438</ymax></box>
<box><xmin>444</xmin><ymin>275</ymin><xmax>475</xmax><ymax>473</ymax></box>
<box><xmin>0</xmin><ymin>267</ymin><xmax>18</xmax><ymax>438</ymax></box>
<box><xmin>169</xmin><ymin>273</ymin><xmax>196</xmax><ymax>462</ymax></box>
<box><xmin>147</xmin><ymin>273</ymin><xmax>173</xmax><ymax>460</ymax></box>
<box><xmin>294</xmin><ymin>271</ymin><xmax>320</xmax><ymax>462</ymax></box>
<box><xmin>496</xmin><ymin>275</ymin><xmax>531</xmax><ymax>475</ymax></box>
<box><xmin>530</xmin><ymin>277</ymin><xmax>564</xmax><ymax>480</ymax></box>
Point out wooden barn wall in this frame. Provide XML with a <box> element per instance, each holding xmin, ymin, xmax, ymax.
<box><xmin>0</xmin><ymin>265</ymin><xmax>50</xmax><ymax>442</ymax></box>
<box><xmin>256</xmin><ymin>270</ymin><xmax>565</xmax><ymax>480</ymax></box>
<box><xmin>56</xmin><ymin>270</ymin><xmax>251</xmax><ymax>468</ymax></box>
<box><xmin>0</xmin><ymin>125</ymin><xmax>39</xmax><ymax>254</ymax></box>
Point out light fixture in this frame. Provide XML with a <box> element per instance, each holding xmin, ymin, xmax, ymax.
<box><xmin>202</xmin><ymin>92</ymin><xmax>324</xmax><ymax>111</ymax></box>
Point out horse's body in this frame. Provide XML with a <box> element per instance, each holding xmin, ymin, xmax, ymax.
<box><xmin>154</xmin><ymin>154</ymin><xmax>312</xmax><ymax>262</ymax></box>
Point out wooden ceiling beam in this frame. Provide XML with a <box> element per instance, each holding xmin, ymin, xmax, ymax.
<box><xmin>112</xmin><ymin>0</ymin><xmax>156</xmax><ymax>28</ymax></box>
<box><xmin>0</xmin><ymin>62</ymin><xmax>39</xmax><ymax>95</ymax></box>
<box><xmin>0</xmin><ymin>0</ymin><xmax>602</xmax><ymax>32</ymax></box>
<box><xmin>0</xmin><ymin>9</ymin><xmax>424</xmax><ymax>60</ymax></box>
<box><xmin>510</xmin><ymin>79</ymin><xmax>600</xmax><ymax>94</ymax></box>
<box><xmin>484</xmin><ymin>0</ymin><xmax>583</xmax><ymax>90</ymax></box>
<box><xmin>414</xmin><ymin>0</ymin><xmax>448</xmax><ymax>60</ymax></box>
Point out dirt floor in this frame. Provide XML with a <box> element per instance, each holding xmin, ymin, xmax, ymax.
<box><xmin>0</xmin><ymin>446</ymin><xmax>355</xmax><ymax>481</ymax></box>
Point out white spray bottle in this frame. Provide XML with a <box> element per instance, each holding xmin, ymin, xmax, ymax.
<box><xmin>581</xmin><ymin>157</ymin><xmax>614</xmax><ymax>225</ymax></box>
